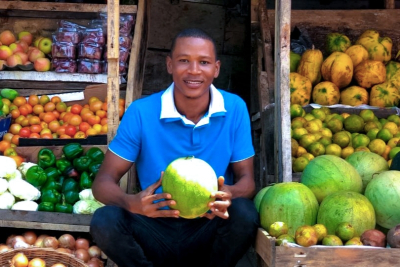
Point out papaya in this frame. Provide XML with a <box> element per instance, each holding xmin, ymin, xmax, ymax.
<box><xmin>289</xmin><ymin>72</ymin><xmax>313</xmax><ymax>106</ymax></box>
<box><xmin>345</xmin><ymin>45</ymin><xmax>369</xmax><ymax>67</ymax></box>
<box><xmin>326</xmin><ymin>33</ymin><xmax>352</xmax><ymax>55</ymax></box>
<box><xmin>356</xmin><ymin>30</ymin><xmax>392</xmax><ymax>63</ymax></box>
<box><xmin>290</xmin><ymin>51</ymin><xmax>301</xmax><ymax>72</ymax></box>
<box><xmin>0</xmin><ymin>88</ymin><xmax>19</xmax><ymax>101</ymax></box>
<box><xmin>369</xmin><ymin>82</ymin><xmax>400</xmax><ymax>108</ymax></box>
<box><xmin>297</xmin><ymin>46</ymin><xmax>323</xmax><ymax>85</ymax></box>
<box><xmin>312</xmin><ymin>81</ymin><xmax>340</xmax><ymax>106</ymax></box>
<box><xmin>354</xmin><ymin>60</ymin><xmax>386</xmax><ymax>88</ymax></box>
<box><xmin>321</xmin><ymin>52</ymin><xmax>353</xmax><ymax>89</ymax></box>
<box><xmin>340</xmin><ymin>86</ymin><xmax>369</xmax><ymax>106</ymax></box>
<box><xmin>386</xmin><ymin>61</ymin><xmax>400</xmax><ymax>89</ymax></box>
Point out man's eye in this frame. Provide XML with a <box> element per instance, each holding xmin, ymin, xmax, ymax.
<box><xmin>179</xmin><ymin>59</ymin><xmax>189</xmax><ymax>62</ymax></box>
<box><xmin>200</xmin><ymin>61</ymin><xmax>209</xmax><ymax>65</ymax></box>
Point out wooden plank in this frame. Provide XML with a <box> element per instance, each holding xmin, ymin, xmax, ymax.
<box><xmin>251</xmin><ymin>0</ymin><xmax>259</xmax><ymax>25</ymax></box>
<box><xmin>0</xmin><ymin>221</ymin><xmax>90</xmax><ymax>232</ymax></box>
<box><xmin>0</xmin><ymin>210</ymin><xmax>92</xmax><ymax>226</ymax></box>
<box><xmin>255</xmin><ymin>228</ymin><xmax>275</xmax><ymax>267</ymax></box>
<box><xmin>182</xmin><ymin>0</ymin><xmax>224</xmax><ymax>5</ymax></box>
<box><xmin>385</xmin><ymin>0</ymin><xmax>395</xmax><ymax>8</ymax></box>
<box><xmin>273</xmin><ymin>0</ymin><xmax>292</xmax><ymax>183</ymax></box>
<box><xmin>0</xmin><ymin>71</ymin><xmax>111</xmax><ymax>84</ymax></box>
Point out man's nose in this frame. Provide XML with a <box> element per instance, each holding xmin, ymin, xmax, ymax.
<box><xmin>188</xmin><ymin>62</ymin><xmax>201</xmax><ymax>73</ymax></box>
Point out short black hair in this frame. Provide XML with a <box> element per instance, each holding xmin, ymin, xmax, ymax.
<box><xmin>170</xmin><ymin>28</ymin><xmax>218</xmax><ymax>59</ymax></box>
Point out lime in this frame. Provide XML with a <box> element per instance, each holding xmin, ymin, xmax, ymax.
<box><xmin>326</xmin><ymin>118</ymin><xmax>343</xmax><ymax>133</ymax></box>
<box><xmin>345</xmin><ymin>237</ymin><xmax>363</xmax><ymax>246</ymax></box>
<box><xmin>313</xmin><ymin>132</ymin><xmax>323</xmax><ymax>141</ymax></box>
<box><xmin>387</xmin><ymin>137</ymin><xmax>400</xmax><ymax>148</ymax></box>
<box><xmin>307</xmin><ymin>142</ymin><xmax>326</xmax><ymax>157</ymax></box>
<box><xmin>296</xmin><ymin>146</ymin><xmax>307</xmax><ymax>157</ymax></box>
<box><xmin>325</xmin><ymin>144</ymin><xmax>342</xmax><ymax>157</ymax></box>
<box><xmin>364</xmin><ymin>121</ymin><xmax>381</xmax><ymax>132</ymax></box>
<box><xmin>319</xmin><ymin>136</ymin><xmax>332</xmax><ymax>147</ymax></box>
<box><xmin>383</xmin><ymin>121</ymin><xmax>398</xmax><ymax>135</ymax></box>
<box><xmin>389</xmin><ymin>147</ymin><xmax>400</xmax><ymax>160</ymax></box>
<box><xmin>379</xmin><ymin>118</ymin><xmax>388</xmax><ymax>126</ymax></box>
<box><xmin>355</xmin><ymin>146</ymin><xmax>370</xmax><ymax>152</ymax></box>
<box><xmin>313</xmin><ymin>224</ymin><xmax>328</xmax><ymax>243</ymax></box>
<box><xmin>301</xmin><ymin>153</ymin><xmax>315</xmax><ymax>162</ymax></box>
<box><xmin>320</xmin><ymin>128</ymin><xmax>333</xmax><ymax>139</ymax></box>
<box><xmin>387</xmin><ymin>114</ymin><xmax>400</xmax><ymax>126</ymax></box>
<box><xmin>322</xmin><ymin>235</ymin><xmax>343</xmax><ymax>246</ymax></box>
<box><xmin>331</xmin><ymin>113</ymin><xmax>345</xmax><ymax>123</ymax></box>
<box><xmin>325</xmin><ymin>114</ymin><xmax>334</xmax><ymax>122</ymax></box>
<box><xmin>291</xmin><ymin>117</ymin><xmax>307</xmax><ymax>129</ymax></box>
<box><xmin>341</xmin><ymin>146</ymin><xmax>354</xmax><ymax>159</ymax></box>
<box><xmin>376</xmin><ymin>128</ymin><xmax>393</xmax><ymax>143</ymax></box>
<box><xmin>311</xmin><ymin>109</ymin><xmax>326</xmax><ymax>121</ymax></box>
<box><xmin>382</xmin><ymin>145</ymin><xmax>391</xmax><ymax>161</ymax></box>
<box><xmin>304</xmin><ymin>120</ymin><xmax>321</xmax><ymax>133</ymax></box>
<box><xmin>359</xmin><ymin>109</ymin><xmax>375</xmax><ymax>122</ymax></box>
<box><xmin>293</xmin><ymin>157</ymin><xmax>309</xmax><ymax>172</ymax></box>
<box><xmin>291</xmin><ymin>138</ymin><xmax>299</xmax><ymax>157</ymax></box>
<box><xmin>269</xmin><ymin>222</ymin><xmax>289</xmax><ymax>238</ymax></box>
<box><xmin>304</xmin><ymin>113</ymin><xmax>315</xmax><ymax>121</ymax></box>
<box><xmin>290</xmin><ymin>104</ymin><xmax>306</xmax><ymax>118</ymax></box>
<box><xmin>366</xmin><ymin>128</ymin><xmax>379</xmax><ymax>141</ymax></box>
<box><xmin>352</xmin><ymin>134</ymin><xmax>370</xmax><ymax>149</ymax></box>
<box><xmin>344</xmin><ymin>114</ymin><xmax>365</xmax><ymax>133</ymax></box>
<box><xmin>299</xmin><ymin>134</ymin><xmax>317</xmax><ymax>148</ymax></box>
<box><xmin>292</xmin><ymin>127</ymin><xmax>308</xmax><ymax>140</ymax></box>
<box><xmin>332</xmin><ymin>131</ymin><xmax>351</xmax><ymax>148</ymax></box>
<box><xmin>320</xmin><ymin>107</ymin><xmax>331</xmax><ymax>115</ymax></box>
<box><xmin>276</xmin><ymin>234</ymin><xmax>296</xmax><ymax>246</ymax></box>
<box><xmin>335</xmin><ymin>222</ymin><xmax>355</xmax><ymax>242</ymax></box>
<box><xmin>368</xmin><ymin>139</ymin><xmax>386</xmax><ymax>155</ymax></box>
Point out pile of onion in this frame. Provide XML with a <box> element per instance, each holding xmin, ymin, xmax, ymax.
<box><xmin>11</xmin><ymin>252</ymin><xmax>67</xmax><ymax>267</ymax></box>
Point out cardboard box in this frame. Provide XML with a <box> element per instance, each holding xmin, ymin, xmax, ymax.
<box><xmin>0</xmin><ymin>115</ymin><xmax>12</xmax><ymax>141</ymax></box>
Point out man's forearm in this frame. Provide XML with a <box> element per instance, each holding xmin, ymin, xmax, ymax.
<box><xmin>92</xmin><ymin>178</ymin><xmax>130</xmax><ymax>210</ymax></box>
<box><xmin>228</xmin><ymin>178</ymin><xmax>256</xmax><ymax>199</ymax></box>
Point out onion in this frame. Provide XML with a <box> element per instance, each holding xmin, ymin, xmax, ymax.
<box><xmin>75</xmin><ymin>238</ymin><xmax>90</xmax><ymax>250</ymax></box>
<box><xmin>23</xmin><ymin>231</ymin><xmax>37</xmax><ymax>245</ymax></box>
<box><xmin>34</xmin><ymin>235</ymin><xmax>48</xmax><ymax>247</ymax></box>
<box><xmin>12</xmin><ymin>236</ymin><xmax>30</xmax><ymax>249</ymax></box>
<box><xmin>6</xmin><ymin>234</ymin><xmax>16</xmax><ymax>246</ymax></box>
<box><xmin>28</xmin><ymin>258</ymin><xmax>46</xmax><ymax>267</ymax></box>
<box><xmin>56</xmin><ymin>248</ymin><xmax>72</xmax><ymax>254</ymax></box>
<box><xmin>11</xmin><ymin>252</ymin><xmax>29</xmax><ymax>267</ymax></box>
<box><xmin>43</xmin><ymin>236</ymin><xmax>59</xmax><ymax>249</ymax></box>
<box><xmin>100</xmin><ymin>251</ymin><xmax>108</xmax><ymax>260</ymax></box>
<box><xmin>0</xmin><ymin>244</ymin><xmax>11</xmax><ymax>252</ymax></box>
<box><xmin>58</xmin><ymin>234</ymin><xmax>75</xmax><ymax>249</ymax></box>
<box><xmin>88</xmin><ymin>258</ymin><xmax>104</xmax><ymax>267</ymax></box>
<box><xmin>74</xmin><ymin>248</ymin><xmax>90</xmax><ymax>262</ymax></box>
<box><xmin>88</xmin><ymin>245</ymin><xmax>102</xmax><ymax>258</ymax></box>
<box><xmin>51</xmin><ymin>264</ymin><xmax>67</xmax><ymax>267</ymax></box>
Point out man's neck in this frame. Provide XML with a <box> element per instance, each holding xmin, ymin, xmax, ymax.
<box><xmin>174</xmin><ymin>92</ymin><xmax>211</xmax><ymax>124</ymax></box>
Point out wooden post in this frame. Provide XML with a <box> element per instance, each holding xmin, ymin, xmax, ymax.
<box><xmin>274</xmin><ymin>0</ymin><xmax>292</xmax><ymax>182</ymax></box>
<box><xmin>385</xmin><ymin>0</ymin><xmax>395</xmax><ymax>9</ymax></box>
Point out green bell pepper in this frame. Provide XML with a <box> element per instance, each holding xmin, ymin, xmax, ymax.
<box><xmin>79</xmin><ymin>171</ymin><xmax>93</xmax><ymax>190</ymax></box>
<box><xmin>85</xmin><ymin>147</ymin><xmax>105</xmax><ymax>163</ymax></box>
<box><xmin>62</xmin><ymin>178</ymin><xmax>79</xmax><ymax>193</ymax></box>
<box><xmin>44</xmin><ymin>167</ymin><xmax>61</xmax><ymax>181</ymax></box>
<box><xmin>41</xmin><ymin>177</ymin><xmax>62</xmax><ymax>192</ymax></box>
<box><xmin>89</xmin><ymin>162</ymin><xmax>102</xmax><ymax>176</ymax></box>
<box><xmin>73</xmin><ymin>156</ymin><xmax>92</xmax><ymax>173</ymax></box>
<box><xmin>38</xmin><ymin>148</ymin><xmax>56</xmax><ymax>169</ymax></box>
<box><xmin>26</xmin><ymin>166</ymin><xmax>47</xmax><ymax>187</ymax></box>
<box><xmin>63</xmin><ymin>143</ymin><xmax>84</xmax><ymax>161</ymax></box>
<box><xmin>41</xmin><ymin>189</ymin><xmax>61</xmax><ymax>204</ymax></box>
<box><xmin>64</xmin><ymin>190</ymin><xmax>80</xmax><ymax>205</ymax></box>
<box><xmin>38</xmin><ymin>202</ymin><xmax>55</xmax><ymax>212</ymax></box>
<box><xmin>56</xmin><ymin>159</ymin><xmax>79</xmax><ymax>178</ymax></box>
<box><xmin>55</xmin><ymin>195</ymin><xmax>73</xmax><ymax>213</ymax></box>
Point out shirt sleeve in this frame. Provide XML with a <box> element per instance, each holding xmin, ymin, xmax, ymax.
<box><xmin>108</xmin><ymin>102</ymin><xmax>142</xmax><ymax>162</ymax></box>
<box><xmin>230</xmin><ymin>97</ymin><xmax>255</xmax><ymax>162</ymax></box>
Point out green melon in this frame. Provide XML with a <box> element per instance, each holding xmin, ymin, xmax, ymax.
<box><xmin>162</xmin><ymin>157</ymin><xmax>218</xmax><ymax>219</ymax></box>
<box><xmin>259</xmin><ymin>182</ymin><xmax>319</xmax><ymax>236</ymax></box>
<box><xmin>301</xmin><ymin>155</ymin><xmax>363</xmax><ymax>203</ymax></box>
<box><xmin>364</xmin><ymin>170</ymin><xmax>400</xmax><ymax>229</ymax></box>
<box><xmin>253</xmin><ymin>186</ymin><xmax>271</xmax><ymax>213</ymax></box>
<box><xmin>326</xmin><ymin>33</ymin><xmax>351</xmax><ymax>54</ymax></box>
<box><xmin>317</xmin><ymin>191</ymin><xmax>376</xmax><ymax>237</ymax></box>
<box><xmin>345</xmin><ymin>151</ymin><xmax>389</xmax><ymax>193</ymax></box>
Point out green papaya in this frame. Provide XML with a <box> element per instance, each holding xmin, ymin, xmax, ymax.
<box><xmin>290</xmin><ymin>51</ymin><xmax>301</xmax><ymax>73</ymax></box>
<box><xmin>0</xmin><ymin>88</ymin><xmax>19</xmax><ymax>101</ymax></box>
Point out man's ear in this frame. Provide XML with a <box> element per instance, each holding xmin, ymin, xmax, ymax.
<box><xmin>214</xmin><ymin>60</ymin><xmax>221</xmax><ymax>78</ymax></box>
<box><xmin>166</xmin><ymin>55</ymin><xmax>173</xmax><ymax>74</ymax></box>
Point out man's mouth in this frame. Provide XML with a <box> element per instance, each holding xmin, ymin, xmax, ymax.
<box><xmin>184</xmin><ymin>80</ymin><xmax>203</xmax><ymax>84</ymax></box>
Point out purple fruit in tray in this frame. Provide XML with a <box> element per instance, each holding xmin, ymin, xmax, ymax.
<box><xmin>52</xmin><ymin>42</ymin><xmax>76</xmax><ymax>59</ymax></box>
<box><xmin>77</xmin><ymin>59</ymin><xmax>102</xmax><ymax>74</ymax></box>
<box><xmin>78</xmin><ymin>43</ymin><xmax>103</xmax><ymax>60</ymax></box>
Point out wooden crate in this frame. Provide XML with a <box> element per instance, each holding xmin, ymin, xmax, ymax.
<box><xmin>255</xmin><ymin>228</ymin><xmax>400</xmax><ymax>267</ymax></box>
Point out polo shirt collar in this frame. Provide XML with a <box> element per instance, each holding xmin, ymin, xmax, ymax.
<box><xmin>160</xmin><ymin>82</ymin><xmax>227</xmax><ymax>126</ymax></box>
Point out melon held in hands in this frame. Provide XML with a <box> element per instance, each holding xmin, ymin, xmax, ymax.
<box><xmin>162</xmin><ymin>157</ymin><xmax>218</xmax><ymax>219</ymax></box>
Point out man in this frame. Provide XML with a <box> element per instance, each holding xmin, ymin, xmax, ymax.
<box><xmin>90</xmin><ymin>28</ymin><xmax>259</xmax><ymax>267</ymax></box>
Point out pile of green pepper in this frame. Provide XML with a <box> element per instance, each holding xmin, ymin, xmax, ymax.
<box><xmin>35</xmin><ymin>143</ymin><xmax>105</xmax><ymax>213</ymax></box>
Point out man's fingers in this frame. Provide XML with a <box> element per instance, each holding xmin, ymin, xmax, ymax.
<box><xmin>217</xmin><ymin>176</ymin><xmax>225</xmax><ymax>188</ymax></box>
<box><xmin>151</xmin><ymin>209</ymin><xmax>180</xmax><ymax>218</ymax></box>
<box><xmin>211</xmin><ymin>191</ymin><xmax>231</xmax><ymax>199</ymax></box>
<box><xmin>210</xmin><ymin>207</ymin><xmax>229</xmax><ymax>219</ymax></box>
<box><xmin>147</xmin><ymin>193</ymin><xmax>172</xmax><ymax>202</ymax></box>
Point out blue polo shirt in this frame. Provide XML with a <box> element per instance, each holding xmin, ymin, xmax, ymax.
<box><xmin>109</xmin><ymin>83</ymin><xmax>255</xmax><ymax>193</ymax></box>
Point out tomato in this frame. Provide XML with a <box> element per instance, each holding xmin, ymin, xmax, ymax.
<box><xmin>39</xmin><ymin>112</ymin><xmax>46</xmax><ymax>120</ymax></box>
<box><xmin>8</xmin><ymin>155</ymin><xmax>24</xmax><ymax>167</ymax></box>
<box><xmin>119</xmin><ymin>98</ymin><xmax>125</xmax><ymax>108</ymax></box>
<box><xmin>59</xmin><ymin>134</ymin><xmax>72</xmax><ymax>139</ymax></box>
<box><xmin>44</xmin><ymin>102</ymin><xmax>56</xmax><ymax>112</ymax></box>
<box><xmin>28</xmin><ymin>116</ymin><xmax>41</xmax><ymax>125</ymax></box>
<box><xmin>71</xmin><ymin>104</ymin><xmax>83</xmax><ymax>115</ymax></box>
<box><xmin>13</xmin><ymin>96</ymin><xmax>27</xmax><ymax>107</ymax></box>
<box><xmin>19</xmin><ymin>105</ymin><xmax>30</xmax><ymax>116</ymax></box>
<box><xmin>79</xmin><ymin>122</ymin><xmax>91</xmax><ymax>133</ymax></box>
<box><xmin>40</xmin><ymin>121</ymin><xmax>48</xmax><ymax>129</ymax></box>
<box><xmin>51</xmin><ymin>96</ymin><xmax>62</xmax><ymax>104</ymax></box>
<box><xmin>39</xmin><ymin>95</ymin><xmax>50</xmax><ymax>106</ymax></box>
<box><xmin>89</xmin><ymin>100</ymin><xmax>103</xmax><ymax>112</ymax></box>
<box><xmin>30</xmin><ymin>124</ymin><xmax>42</xmax><ymax>134</ymax></box>
<box><xmin>52</xmin><ymin>133</ymin><xmax>58</xmax><ymax>139</ymax></box>
<box><xmin>63</xmin><ymin>112</ymin><xmax>73</xmax><ymax>123</ymax></box>
<box><xmin>19</xmin><ymin>127</ymin><xmax>31</xmax><ymax>138</ymax></box>
<box><xmin>11</xmin><ymin>109</ymin><xmax>20</xmax><ymax>119</ymax></box>
<box><xmin>3</xmin><ymin>147</ymin><xmax>17</xmax><ymax>156</ymax></box>
<box><xmin>9</xmin><ymin>124</ymin><xmax>22</xmax><ymax>135</ymax></box>
<box><xmin>42</xmin><ymin>112</ymin><xmax>56</xmax><ymax>124</ymax></box>
<box><xmin>101</xmin><ymin>102</ymin><xmax>107</xmax><ymax>111</ymax></box>
<box><xmin>69</xmin><ymin>114</ymin><xmax>82</xmax><ymax>126</ymax></box>
<box><xmin>2</xmin><ymin>98</ymin><xmax>11</xmax><ymax>106</ymax></box>
<box><xmin>29</xmin><ymin>133</ymin><xmax>40</xmax><ymax>138</ymax></box>
<box><xmin>20</xmin><ymin>118</ymin><xmax>30</xmax><ymax>127</ymax></box>
<box><xmin>33</xmin><ymin>104</ymin><xmax>44</xmax><ymax>115</ymax></box>
<box><xmin>52</xmin><ymin>110</ymin><xmax>60</xmax><ymax>119</ymax></box>
<box><xmin>11</xmin><ymin>135</ymin><xmax>20</xmax><ymax>146</ymax></box>
<box><xmin>65</xmin><ymin>125</ymin><xmax>77</xmax><ymax>137</ymax></box>
<box><xmin>88</xmin><ymin>96</ymin><xmax>100</xmax><ymax>105</ymax></box>
<box><xmin>56</xmin><ymin>102</ymin><xmax>67</xmax><ymax>113</ymax></box>
<box><xmin>48</xmin><ymin>120</ymin><xmax>61</xmax><ymax>133</ymax></box>
<box><xmin>74</xmin><ymin>131</ymin><xmax>86</xmax><ymax>139</ymax></box>
<box><xmin>83</xmin><ymin>104</ymin><xmax>90</xmax><ymax>109</ymax></box>
<box><xmin>92</xmin><ymin>124</ymin><xmax>102</xmax><ymax>134</ymax></box>
<box><xmin>40</xmin><ymin>128</ymin><xmax>52</xmax><ymax>135</ymax></box>
<box><xmin>96</xmin><ymin>109</ymin><xmax>107</xmax><ymax>119</ymax></box>
<box><xmin>87</xmin><ymin>115</ymin><xmax>101</xmax><ymax>126</ymax></box>
<box><xmin>28</xmin><ymin>95</ymin><xmax>39</xmax><ymax>106</ymax></box>
<box><xmin>101</xmin><ymin>124</ymin><xmax>108</xmax><ymax>134</ymax></box>
<box><xmin>119</xmin><ymin>105</ymin><xmax>125</xmax><ymax>118</ymax></box>
<box><xmin>41</xmin><ymin>133</ymin><xmax>53</xmax><ymax>139</ymax></box>
<box><xmin>100</xmin><ymin>118</ymin><xmax>108</xmax><ymax>126</ymax></box>
<box><xmin>81</xmin><ymin>111</ymin><xmax>94</xmax><ymax>122</ymax></box>
<box><xmin>3</xmin><ymin>133</ymin><xmax>13</xmax><ymax>143</ymax></box>
<box><xmin>0</xmin><ymin>140</ymin><xmax>11</xmax><ymax>152</ymax></box>
<box><xmin>56</xmin><ymin>125</ymin><xmax>66</xmax><ymax>136</ymax></box>
<box><xmin>24</xmin><ymin>103</ymin><xmax>33</xmax><ymax>114</ymax></box>
<box><xmin>86</xmin><ymin>128</ymin><xmax>98</xmax><ymax>136</ymax></box>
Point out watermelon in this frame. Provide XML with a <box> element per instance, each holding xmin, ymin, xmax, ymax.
<box><xmin>259</xmin><ymin>182</ymin><xmax>319</xmax><ymax>236</ymax></box>
<box><xmin>364</xmin><ymin>170</ymin><xmax>400</xmax><ymax>229</ymax></box>
<box><xmin>317</xmin><ymin>191</ymin><xmax>376</xmax><ymax>237</ymax></box>
<box><xmin>346</xmin><ymin>151</ymin><xmax>389</xmax><ymax>193</ymax></box>
<box><xmin>253</xmin><ymin>186</ymin><xmax>271</xmax><ymax>213</ymax></box>
<box><xmin>162</xmin><ymin>157</ymin><xmax>218</xmax><ymax>219</ymax></box>
<box><xmin>301</xmin><ymin>155</ymin><xmax>363</xmax><ymax>203</ymax></box>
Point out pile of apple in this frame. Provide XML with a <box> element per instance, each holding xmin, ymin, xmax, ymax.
<box><xmin>0</xmin><ymin>30</ymin><xmax>52</xmax><ymax>72</ymax></box>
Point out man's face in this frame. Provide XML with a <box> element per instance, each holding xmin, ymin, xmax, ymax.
<box><xmin>166</xmin><ymin>37</ymin><xmax>221</xmax><ymax>100</ymax></box>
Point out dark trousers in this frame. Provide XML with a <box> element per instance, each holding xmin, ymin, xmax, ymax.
<box><xmin>90</xmin><ymin>198</ymin><xmax>259</xmax><ymax>267</ymax></box>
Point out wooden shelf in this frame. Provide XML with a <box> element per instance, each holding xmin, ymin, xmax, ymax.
<box><xmin>0</xmin><ymin>71</ymin><xmax>109</xmax><ymax>84</ymax></box>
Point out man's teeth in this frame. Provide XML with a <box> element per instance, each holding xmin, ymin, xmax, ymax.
<box><xmin>186</xmin><ymin>81</ymin><xmax>202</xmax><ymax>84</ymax></box>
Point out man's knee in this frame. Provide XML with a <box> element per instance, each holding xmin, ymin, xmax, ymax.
<box><xmin>229</xmin><ymin>198</ymin><xmax>260</xmax><ymax>229</ymax></box>
<box><xmin>90</xmin><ymin>206</ymin><xmax>125</xmax><ymax>239</ymax></box>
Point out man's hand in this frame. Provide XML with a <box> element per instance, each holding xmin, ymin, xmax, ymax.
<box><xmin>203</xmin><ymin>176</ymin><xmax>232</xmax><ymax>220</ymax></box>
<box><xmin>128</xmin><ymin>173</ymin><xmax>180</xmax><ymax>218</ymax></box>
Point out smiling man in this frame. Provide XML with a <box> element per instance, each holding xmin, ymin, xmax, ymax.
<box><xmin>90</xmin><ymin>28</ymin><xmax>259</xmax><ymax>267</ymax></box>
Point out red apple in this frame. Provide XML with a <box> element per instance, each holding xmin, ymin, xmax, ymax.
<box><xmin>14</xmin><ymin>51</ymin><xmax>28</xmax><ymax>64</ymax></box>
<box><xmin>9</xmin><ymin>42</ymin><xmax>24</xmax><ymax>54</ymax></box>
<box><xmin>34</xmin><ymin>57</ymin><xmax>51</xmax><ymax>71</ymax></box>
<box><xmin>6</xmin><ymin>54</ymin><xmax>23</xmax><ymax>67</ymax></box>
<box><xmin>18</xmin><ymin>31</ymin><xmax>33</xmax><ymax>46</ymax></box>
<box><xmin>0</xmin><ymin>30</ymin><xmax>16</xmax><ymax>46</ymax></box>
<box><xmin>33</xmin><ymin>37</ymin><xmax>44</xmax><ymax>48</ymax></box>
<box><xmin>28</xmin><ymin>48</ymin><xmax>45</xmax><ymax>62</ymax></box>
<box><xmin>38</xmin><ymin>37</ymin><xmax>52</xmax><ymax>54</ymax></box>
<box><xmin>0</xmin><ymin>45</ymin><xmax>12</xmax><ymax>60</ymax></box>
<box><xmin>16</xmin><ymin>40</ymin><xmax>29</xmax><ymax>53</ymax></box>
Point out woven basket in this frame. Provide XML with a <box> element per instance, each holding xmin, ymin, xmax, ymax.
<box><xmin>0</xmin><ymin>248</ymin><xmax>88</xmax><ymax>267</ymax></box>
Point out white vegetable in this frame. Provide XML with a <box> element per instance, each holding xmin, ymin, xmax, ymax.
<box><xmin>0</xmin><ymin>156</ymin><xmax>17</xmax><ymax>179</ymax></box>
<box><xmin>18</xmin><ymin>162</ymin><xmax>37</xmax><ymax>178</ymax></box>
<box><xmin>11</xmin><ymin>201</ymin><xmax>38</xmax><ymax>211</ymax></box>
<box><xmin>0</xmin><ymin>192</ymin><xmax>15</xmax><ymax>209</ymax></box>
<box><xmin>79</xmin><ymin>189</ymin><xmax>95</xmax><ymax>201</ymax></box>
<box><xmin>8</xmin><ymin>179</ymin><xmax>41</xmax><ymax>201</ymax></box>
<box><xmin>73</xmin><ymin>200</ymin><xmax>104</xmax><ymax>214</ymax></box>
<box><xmin>10</xmin><ymin>170</ymin><xmax>22</xmax><ymax>180</ymax></box>
<box><xmin>0</xmin><ymin>178</ymin><xmax>8</xmax><ymax>194</ymax></box>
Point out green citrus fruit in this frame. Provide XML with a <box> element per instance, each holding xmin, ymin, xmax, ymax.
<box><xmin>389</xmin><ymin>147</ymin><xmax>400</xmax><ymax>160</ymax></box>
<box><xmin>376</xmin><ymin>128</ymin><xmax>393</xmax><ymax>143</ymax></box>
<box><xmin>269</xmin><ymin>221</ymin><xmax>289</xmax><ymax>238</ymax></box>
<box><xmin>352</xmin><ymin>134</ymin><xmax>370</xmax><ymax>149</ymax></box>
<box><xmin>326</xmin><ymin>118</ymin><xmax>344</xmax><ymax>133</ymax></box>
<box><xmin>341</xmin><ymin>146</ymin><xmax>354</xmax><ymax>159</ymax></box>
<box><xmin>299</xmin><ymin>134</ymin><xmax>317</xmax><ymax>148</ymax></box>
<box><xmin>325</xmin><ymin>144</ymin><xmax>342</xmax><ymax>157</ymax></box>
<box><xmin>387</xmin><ymin>114</ymin><xmax>400</xmax><ymax>126</ymax></box>
<box><xmin>335</xmin><ymin>222</ymin><xmax>355</xmax><ymax>242</ymax></box>
<box><xmin>322</xmin><ymin>235</ymin><xmax>343</xmax><ymax>246</ymax></box>
<box><xmin>307</xmin><ymin>142</ymin><xmax>326</xmax><ymax>157</ymax></box>
<box><xmin>383</xmin><ymin>121</ymin><xmax>398</xmax><ymax>135</ymax></box>
<box><xmin>368</xmin><ymin>139</ymin><xmax>386</xmax><ymax>155</ymax></box>
<box><xmin>332</xmin><ymin>131</ymin><xmax>351</xmax><ymax>148</ymax></box>
<box><xmin>292</xmin><ymin>128</ymin><xmax>308</xmax><ymax>140</ymax></box>
<box><xmin>290</xmin><ymin>104</ymin><xmax>306</xmax><ymax>118</ymax></box>
<box><xmin>313</xmin><ymin>224</ymin><xmax>328</xmax><ymax>243</ymax></box>
<box><xmin>359</xmin><ymin>109</ymin><xmax>375</xmax><ymax>122</ymax></box>
<box><xmin>344</xmin><ymin>114</ymin><xmax>365</xmax><ymax>133</ymax></box>
<box><xmin>366</xmin><ymin>128</ymin><xmax>380</xmax><ymax>141</ymax></box>
<box><xmin>293</xmin><ymin>156</ymin><xmax>309</xmax><ymax>172</ymax></box>
<box><xmin>311</xmin><ymin>109</ymin><xmax>327</xmax><ymax>121</ymax></box>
